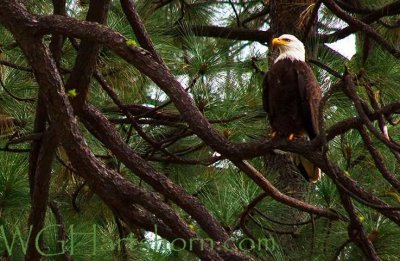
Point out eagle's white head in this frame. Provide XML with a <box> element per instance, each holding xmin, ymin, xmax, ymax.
<box><xmin>272</xmin><ymin>34</ymin><xmax>305</xmax><ymax>63</ymax></box>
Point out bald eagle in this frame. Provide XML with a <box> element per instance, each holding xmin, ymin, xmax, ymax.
<box><xmin>263</xmin><ymin>34</ymin><xmax>322</xmax><ymax>182</ymax></box>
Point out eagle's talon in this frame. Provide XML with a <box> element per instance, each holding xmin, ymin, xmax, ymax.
<box><xmin>288</xmin><ymin>133</ymin><xmax>295</xmax><ymax>141</ymax></box>
<box><xmin>270</xmin><ymin>131</ymin><xmax>277</xmax><ymax>138</ymax></box>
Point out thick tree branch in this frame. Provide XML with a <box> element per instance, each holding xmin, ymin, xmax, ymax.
<box><xmin>49</xmin><ymin>0</ymin><xmax>66</xmax><ymax>67</ymax></box>
<box><xmin>0</xmin><ymin>2</ymin><xmax>230</xmax><ymax>259</ymax></box>
<box><xmin>26</xmin><ymin>127</ymin><xmax>58</xmax><ymax>260</ymax></box>
<box><xmin>65</xmin><ymin>0</ymin><xmax>110</xmax><ymax>111</ymax></box>
<box><xmin>303</xmin><ymin>0</ymin><xmax>322</xmax><ymax>40</ymax></box>
<box><xmin>27</xmin><ymin>15</ymin><xmax>400</xmax><ymax>220</ymax></box>
<box><xmin>2</xmin><ymin>4</ymin><xmax>400</xmax><ymax>260</ymax></box>
<box><xmin>28</xmin><ymin>86</ymin><xmax>48</xmax><ymax>198</ymax></box>
<box><xmin>33</xmin><ymin>15</ymin><xmax>270</xmax><ymax>160</ymax></box>
<box><xmin>166</xmin><ymin>24</ymin><xmax>271</xmax><ymax>43</ymax></box>
<box><xmin>80</xmin><ymin>105</ymin><xmax>241</xmax><ymax>250</ymax></box>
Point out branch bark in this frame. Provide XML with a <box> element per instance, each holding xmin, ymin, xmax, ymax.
<box><xmin>0</xmin><ymin>2</ymin><xmax>230</xmax><ymax>260</ymax></box>
<box><xmin>65</xmin><ymin>0</ymin><xmax>110</xmax><ymax>111</ymax></box>
<box><xmin>338</xmin><ymin>190</ymin><xmax>378</xmax><ymax>260</ymax></box>
<box><xmin>322</xmin><ymin>0</ymin><xmax>400</xmax><ymax>58</ymax></box>
<box><xmin>166</xmin><ymin>24</ymin><xmax>271</xmax><ymax>43</ymax></box>
<box><xmin>31</xmin><ymin>14</ymin><xmax>400</xmax><ymax>223</ymax></box>
<box><xmin>26</xmin><ymin>127</ymin><xmax>58</xmax><ymax>260</ymax></box>
<box><xmin>80</xmin><ymin>105</ymin><xmax>243</xmax><ymax>250</ymax></box>
<box><xmin>120</xmin><ymin>0</ymin><xmax>165</xmax><ymax>65</ymax></box>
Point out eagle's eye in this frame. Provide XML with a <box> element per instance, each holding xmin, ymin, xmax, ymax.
<box><xmin>282</xmin><ymin>38</ymin><xmax>291</xmax><ymax>42</ymax></box>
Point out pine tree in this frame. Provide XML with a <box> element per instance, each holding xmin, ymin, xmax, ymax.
<box><xmin>0</xmin><ymin>0</ymin><xmax>399</xmax><ymax>260</ymax></box>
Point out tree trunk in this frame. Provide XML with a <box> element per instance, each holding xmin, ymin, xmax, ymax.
<box><xmin>264</xmin><ymin>0</ymin><xmax>318</xmax><ymax>254</ymax></box>
<box><xmin>270</xmin><ymin>0</ymin><xmax>317</xmax><ymax>36</ymax></box>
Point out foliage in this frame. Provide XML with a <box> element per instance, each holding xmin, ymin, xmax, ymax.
<box><xmin>0</xmin><ymin>0</ymin><xmax>399</xmax><ymax>260</ymax></box>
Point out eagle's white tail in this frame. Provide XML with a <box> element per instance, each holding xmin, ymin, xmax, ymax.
<box><xmin>292</xmin><ymin>154</ymin><xmax>321</xmax><ymax>183</ymax></box>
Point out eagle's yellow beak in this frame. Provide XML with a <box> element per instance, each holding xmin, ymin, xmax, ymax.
<box><xmin>272</xmin><ymin>38</ymin><xmax>287</xmax><ymax>47</ymax></box>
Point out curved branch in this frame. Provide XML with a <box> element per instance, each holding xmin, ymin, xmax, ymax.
<box><xmin>341</xmin><ymin>74</ymin><xmax>400</xmax><ymax>153</ymax></box>
<box><xmin>233</xmin><ymin>160</ymin><xmax>340</xmax><ymax>220</ymax></box>
<box><xmin>325</xmin><ymin>101</ymin><xmax>400</xmax><ymax>141</ymax></box>
<box><xmin>26</xmin><ymin>127</ymin><xmax>58</xmax><ymax>260</ymax></box>
<box><xmin>338</xmin><ymin>190</ymin><xmax>378</xmax><ymax>260</ymax></box>
<box><xmin>0</xmin><ymin>3</ymin><xmax>231</xmax><ymax>260</ymax></box>
<box><xmin>4</xmin><ymin>1</ymin><xmax>400</xmax><ymax>245</ymax></box>
<box><xmin>49</xmin><ymin>201</ymin><xmax>72</xmax><ymax>261</ymax></box>
<box><xmin>0</xmin><ymin>59</ymin><xmax>32</xmax><ymax>71</ymax></box>
<box><xmin>254</xmin><ymin>208</ymin><xmax>318</xmax><ymax>226</ymax></box>
<box><xmin>239</xmin><ymin>192</ymin><xmax>268</xmax><ymax>230</ymax></box>
<box><xmin>0</xmin><ymin>77</ymin><xmax>35</xmax><ymax>102</ymax></box>
<box><xmin>308</xmin><ymin>59</ymin><xmax>343</xmax><ymax>79</ymax></box>
<box><xmin>81</xmin><ymin>104</ymin><xmax>236</xmax><ymax>249</ymax></box>
<box><xmin>358</xmin><ymin>126</ymin><xmax>400</xmax><ymax>192</ymax></box>
<box><xmin>322</xmin><ymin>0</ymin><xmax>400</xmax><ymax>42</ymax></box>
<box><xmin>322</xmin><ymin>0</ymin><xmax>400</xmax><ymax>58</ymax></box>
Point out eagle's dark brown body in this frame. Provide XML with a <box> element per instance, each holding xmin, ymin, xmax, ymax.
<box><xmin>263</xmin><ymin>58</ymin><xmax>321</xmax><ymax>139</ymax></box>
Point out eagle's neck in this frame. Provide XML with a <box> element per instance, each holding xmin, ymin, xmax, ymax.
<box><xmin>275</xmin><ymin>49</ymin><xmax>305</xmax><ymax>63</ymax></box>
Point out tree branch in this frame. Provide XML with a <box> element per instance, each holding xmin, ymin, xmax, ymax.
<box><xmin>358</xmin><ymin>126</ymin><xmax>400</xmax><ymax>192</ymax></box>
<box><xmin>341</xmin><ymin>73</ymin><xmax>400</xmax><ymax>154</ymax></box>
<box><xmin>322</xmin><ymin>0</ymin><xmax>400</xmax><ymax>58</ymax></box>
<box><xmin>65</xmin><ymin>0</ymin><xmax>110</xmax><ymax>111</ymax></box>
<box><xmin>232</xmin><ymin>160</ymin><xmax>340</xmax><ymax>219</ymax></box>
<box><xmin>241</xmin><ymin>6</ymin><xmax>270</xmax><ymax>26</ymax></box>
<box><xmin>338</xmin><ymin>190</ymin><xmax>378</xmax><ymax>260</ymax></box>
<box><xmin>80</xmin><ymin>105</ymin><xmax>240</xmax><ymax>248</ymax></box>
<box><xmin>48</xmin><ymin>201</ymin><xmax>72</xmax><ymax>261</ymax></box>
<box><xmin>325</xmin><ymin>101</ymin><xmax>400</xmax><ymax>141</ymax></box>
<box><xmin>120</xmin><ymin>0</ymin><xmax>165</xmax><ymax>65</ymax></box>
<box><xmin>0</xmin><ymin>59</ymin><xmax>32</xmax><ymax>72</ymax></box>
<box><xmin>0</xmin><ymin>2</ymin><xmax>233</xmax><ymax>259</ymax></box>
<box><xmin>26</xmin><ymin>127</ymin><xmax>58</xmax><ymax>260</ymax></box>
<box><xmin>166</xmin><ymin>24</ymin><xmax>271</xmax><ymax>43</ymax></box>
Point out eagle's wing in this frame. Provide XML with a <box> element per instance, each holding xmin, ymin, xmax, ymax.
<box><xmin>295</xmin><ymin>65</ymin><xmax>321</xmax><ymax>139</ymax></box>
